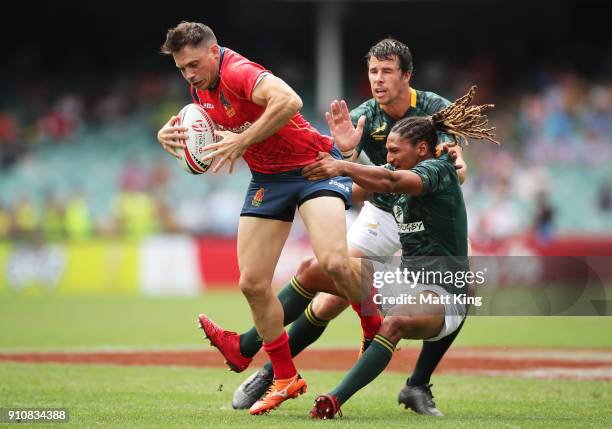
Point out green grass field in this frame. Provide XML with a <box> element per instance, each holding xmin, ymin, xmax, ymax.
<box><xmin>1</xmin><ymin>292</ymin><xmax>612</xmax><ymax>427</ymax></box>
<box><xmin>2</xmin><ymin>364</ymin><xmax>611</xmax><ymax>428</ymax></box>
<box><xmin>1</xmin><ymin>292</ymin><xmax>612</xmax><ymax>350</ymax></box>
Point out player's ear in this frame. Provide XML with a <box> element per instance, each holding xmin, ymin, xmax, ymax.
<box><xmin>403</xmin><ymin>71</ymin><xmax>412</xmax><ymax>84</ymax></box>
<box><xmin>209</xmin><ymin>43</ymin><xmax>220</xmax><ymax>57</ymax></box>
<box><xmin>417</xmin><ymin>140</ymin><xmax>428</xmax><ymax>156</ymax></box>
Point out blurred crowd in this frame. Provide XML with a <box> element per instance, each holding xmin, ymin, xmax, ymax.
<box><xmin>0</xmin><ymin>63</ymin><xmax>610</xmax><ymax>243</ymax></box>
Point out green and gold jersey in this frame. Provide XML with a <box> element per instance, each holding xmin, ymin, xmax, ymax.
<box><xmin>392</xmin><ymin>154</ymin><xmax>468</xmax><ymax>294</ymax></box>
<box><xmin>350</xmin><ymin>88</ymin><xmax>455</xmax><ymax>212</ymax></box>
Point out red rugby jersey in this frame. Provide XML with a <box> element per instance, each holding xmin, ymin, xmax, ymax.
<box><xmin>191</xmin><ymin>48</ymin><xmax>332</xmax><ymax>174</ymax></box>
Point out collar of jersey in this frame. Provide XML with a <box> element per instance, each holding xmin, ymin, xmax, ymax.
<box><xmin>378</xmin><ymin>88</ymin><xmax>418</xmax><ymax>119</ymax></box>
<box><xmin>205</xmin><ymin>46</ymin><xmax>225</xmax><ymax>91</ymax></box>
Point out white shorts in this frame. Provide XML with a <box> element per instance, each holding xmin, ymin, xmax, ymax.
<box><xmin>347</xmin><ymin>202</ymin><xmax>401</xmax><ymax>262</ymax></box>
<box><xmin>350</xmin><ymin>202</ymin><xmax>466</xmax><ymax>341</ymax></box>
<box><xmin>374</xmin><ymin>272</ymin><xmax>466</xmax><ymax>342</ymax></box>
<box><xmin>416</xmin><ymin>284</ymin><xmax>466</xmax><ymax>342</ymax></box>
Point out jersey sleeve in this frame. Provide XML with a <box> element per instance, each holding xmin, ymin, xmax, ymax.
<box><xmin>422</xmin><ymin>92</ymin><xmax>457</xmax><ymax>145</ymax></box>
<box><xmin>222</xmin><ymin>57</ymin><xmax>271</xmax><ymax>101</ymax></box>
<box><xmin>350</xmin><ymin>102</ymin><xmax>372</xmax><ymax>155</ymax></box>
<box><xmin>410</xmin><ymin>158</ymin><xmax>455</xmax><ymax>195</ymax></box>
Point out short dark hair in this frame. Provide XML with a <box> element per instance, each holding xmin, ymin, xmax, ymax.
<box><xmin>161</xmin><ymin>21</ymin><xmax>217</xmax><ymax>55</ymax></box>
<box><xmin>366</xmin><ymin>38</ymin><xmax>413</xmax><ymax>73</ymax></box>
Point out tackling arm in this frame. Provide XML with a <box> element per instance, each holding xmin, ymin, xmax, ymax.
<box><xmin>341</xmin><ymin>162</ymin><xmax>424</xmax><ymax>195</ymax></box>
<box><xmin>302</xmin><ymin>153</ymin><xmax>424</xmax><ymax>196</ymax></box>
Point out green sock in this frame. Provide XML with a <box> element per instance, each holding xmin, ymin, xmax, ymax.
<box><xmin>239</xmin><ymin>276</ymin><xmax>315</xmax><ymax>358</ymax></box>
<box><xmin>263</xmin><ymin>302</ymin><xmax>329</xmax><ymax>374</ymax></box>
<box><xmin>408</xmin><ymin>320</ymin><xmax>464</xmax><ymax>386</ymax></box>
<box><xmin>330</xmin><ymin>334</ymin><xmax>395</xmax><ymax>405</ymax></box>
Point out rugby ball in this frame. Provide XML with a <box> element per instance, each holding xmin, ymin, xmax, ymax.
<box><xmin>176</xmin><ymin>104</ymin><xmax>217</xmax><ymax>174</ymax></box>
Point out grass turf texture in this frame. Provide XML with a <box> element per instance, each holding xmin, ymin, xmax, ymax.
<box><xmin>1</xmin><ymin>363</ymin><xmax>611</xmax><ymax>428</ymax></box>
<box><xmin>1</xmin><ymin>292</ymin><xmax>612</xmax><ymax>350</ymax></box>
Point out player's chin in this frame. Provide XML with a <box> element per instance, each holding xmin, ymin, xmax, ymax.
<box><xmin>374</xmin><ymin>94</ymin><xmax>389</xmax><ymax>105</ymax></box>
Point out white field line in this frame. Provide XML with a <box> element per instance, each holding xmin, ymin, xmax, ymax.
<box><xmin>448</xmin><ymin>349</ymin><xmax>612</xmax><ymax>362</ymax></box>
<box><xmin>462</xmin><ymin>367</ymin><xmax>612</xmax><ymax>381</ymax></box>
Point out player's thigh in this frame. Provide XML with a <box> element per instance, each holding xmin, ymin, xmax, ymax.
<box><xmin>347</xmin><ymin>202</ymin><xmax>401</xmax><ymax>259</ymax></box>
<box><xmin>311</xmin><ymin>292</ymin><xmax>349</xmax><ymax>319</ymax></box>
<box><xmin>297</xmin><ymin>245</ymin><xmax>366</xmax><ymax>296</ymax></box>
<box><xmin>381</xmin><ymin>291</ymin><xmax>445</xmax><ymax>340</ymax></box>
<box><xmin>298</xmin><ymin>196</ymin><xmax>348</xmax><ymax>261</ymax></box>
<box><xmin>237</xmin><ymin>215</ymin><xmax>292</xmax><ymax>287</ymax></box>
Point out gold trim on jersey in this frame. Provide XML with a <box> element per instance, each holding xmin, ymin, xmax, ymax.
<box><xmin>410</xmin><ymin>88</ymin><xmax>417</xmax><ymax>108</ymax></box>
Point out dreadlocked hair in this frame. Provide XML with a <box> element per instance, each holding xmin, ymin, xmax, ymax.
<box><xmin>432</xmin><ymin>85</ymin><xmax>500</xmax><ymax>146</ymax></box>
<box><xmin>390</xmin><ymin>85</ymin><xmax>500</xmax><ymax>154</ymax></box>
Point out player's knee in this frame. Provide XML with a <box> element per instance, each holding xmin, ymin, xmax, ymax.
<box><xmin>317</xmin><ymin>253</ymin><xmax>347</xmax><ymax>280</ymax></box>
<box><xmin>296</xmin><ymin>256</ymin><xmax>318</xmax><ymax>280</ymax></box>
<box><xmin>238</xmin><ymin>274</ymin><xmax>270</xmax><ymax>300</ymax></box>
<box><xmin>379</xmin><ymin>316</ymin><xmax>412</xmax><ymax>343</ymax></box>
<box><xmin>312</xmin><ymin>294</ymin><xmax>349</xmax><ymax>320</ymax></box>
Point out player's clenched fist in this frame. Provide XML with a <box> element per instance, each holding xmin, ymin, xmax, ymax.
<box><xmin>157</xmin><ymin>115</ymin><xmax>188</xmax><ymax>159</ymax></box>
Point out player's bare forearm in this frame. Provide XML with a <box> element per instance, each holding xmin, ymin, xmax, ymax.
<box><xmin>240</xmin><ymin>75</ymin><xmax>302</xmax><ymax>146</ymax></box>
<box><xmin>340</xmin><ymin>163</ymin><xmax>423</xmax><ymax>195</ymax></box>
<box><xmin>303</xmin><ymin>153</ymin><xmax>423</xmax><ymax>195</ymax></box>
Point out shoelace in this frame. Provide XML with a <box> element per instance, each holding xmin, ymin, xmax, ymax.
<box><xmin>245</xmin><ymin>371</ymin><xmax>272</xmax><ymax>390</ymax></box>
<box><xmin>259</xmin><ymin>378</ymin><xmax>286</xmax><ymax>401</ymax></box>
<box><xmin>423</xmin><ymin>384</ymin><xmax>436</xmax><ymax>406</ymax></box>
<box><xmin>259</xmin><ymin>385</ymin><xmax>274</xmax><ymax>400</ymax></box>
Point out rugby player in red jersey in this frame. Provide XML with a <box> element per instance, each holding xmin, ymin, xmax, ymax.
<box><xmin>156</xmin><ymin>21</ymin><xmax>364</xmax><ymax>415</ymax></box>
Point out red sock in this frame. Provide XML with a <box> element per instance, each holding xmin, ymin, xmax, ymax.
<box><xmin>262</xmin><ymin>331</ymin><xmax>296</xmax><ymax>380</ymax></box>
<box><xmin>351</xmin><ymin>288</ymin><xmax>383</xmax><ymax>339</ymax></box>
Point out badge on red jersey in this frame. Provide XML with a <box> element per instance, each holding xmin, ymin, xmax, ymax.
<box><xmin>220</xmin><ymin>90</ymin><xmax>236</xmax><ymax>117</ymax></box>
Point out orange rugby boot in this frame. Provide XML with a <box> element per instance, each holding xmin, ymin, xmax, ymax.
<box><xmin>248</xmin><ymin>373</ymin><xmax>308</xmax><ymax>415</ymax></box>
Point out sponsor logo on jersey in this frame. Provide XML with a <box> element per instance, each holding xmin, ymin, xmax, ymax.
<box><xmin>251</xmin><ymin>187</ymin><xmax>265</xmax><ymax>207</ymax></box>
<box><xmin>393</xmin><ymin>205</ymin><xmax>404</xmax><ymax>224</ymax></box>
<box><xmin>328</xmin><ymin>180</ymin><xmax>350</xmax><ymax>193</ymax></box>
<box><xmin>217</xmin><ymin>122</ymin><xmax>253</xmax><ymax>134</ymax></box>
<box><xmin>362</xmin><ymin>222</ymin><xmax>379</xmax><ymax>236</ymax></box>
<box><xmin>220</xmin><ymin>90</ymin><xmax>236</xmax><ymax>117</ymax></box>
<box><xmin>397</xmin><ymin>221</ymin><xmax>425</xmax><ymax>234</ymax></box>
<box><xmin>200</xmin><ymin>103</ymin><xmax>215</xmax><ymax>109</ymax></box>
<box><xmin>371</xmin><ymin>123</ymin><xmax>388</xmax><ymax>141</ymax></box>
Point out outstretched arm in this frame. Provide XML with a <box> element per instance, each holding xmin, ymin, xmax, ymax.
<box><xmin>303</xmin><ymin>152</ymin><xmax>424</xmax><ymax>196</ymax></box>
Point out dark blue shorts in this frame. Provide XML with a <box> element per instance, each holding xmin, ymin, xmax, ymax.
<box><xmin>241</xmin><ymin>146</ymin><xmax>352</xmax><ymax>222</ymax></box>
